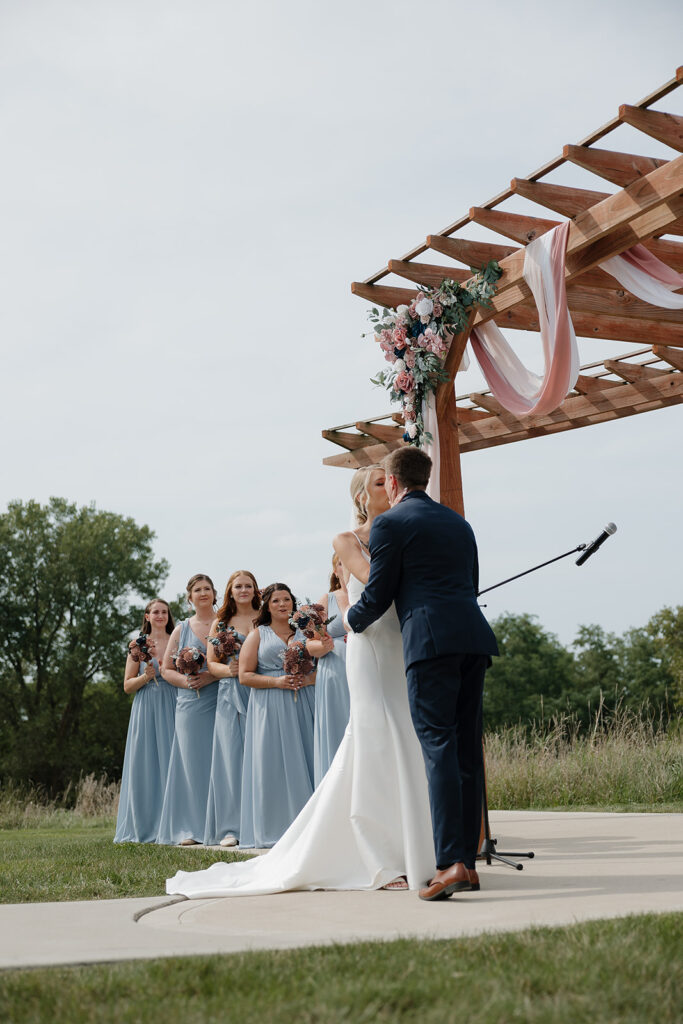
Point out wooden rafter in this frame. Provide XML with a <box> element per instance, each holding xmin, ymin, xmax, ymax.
<box><xmin>326</xmin><ymin>70</ymin><xmax>683</xmax><ymax>481</ymax></box>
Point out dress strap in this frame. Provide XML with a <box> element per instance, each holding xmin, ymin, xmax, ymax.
<box><xmin>351</xmin><ymin>531</ymin><xmax>371</xmax><ymax>562</ymax></box>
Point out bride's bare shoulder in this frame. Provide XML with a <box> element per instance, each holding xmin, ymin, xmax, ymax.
<box><xmin>333</xmin><ymin>530</ymin><xmax>356</xmax><ymax>553</ymax></box>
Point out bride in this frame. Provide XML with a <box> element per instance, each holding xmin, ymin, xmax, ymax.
<box><xmin>166</xmin><ymin>465</ymin><xmax>436</xmax><ymax>897</ymax></box>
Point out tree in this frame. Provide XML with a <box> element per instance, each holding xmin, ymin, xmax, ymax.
<box><xmin>483</xmin><ymin>613</ymin><xmax>576</xmax><ymax>731</ymax></box>
<box><xmin>0</xmin><ymin>498</ymin><xmax>169</xmax><ymax>791</ymax></box>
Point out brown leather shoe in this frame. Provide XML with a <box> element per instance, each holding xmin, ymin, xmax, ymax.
<box><xmin>419</xmin><ymin>862</ymin><xmax>474</xmax><ymax>902</ymax></box>
<box><xmin>468</xmin><ymin>868</ymin><xmax>480</xmax><ymax>891</ymax></box>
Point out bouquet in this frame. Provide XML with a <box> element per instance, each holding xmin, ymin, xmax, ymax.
<box><xmin>129</xmin><ymin>634</ymin><xmax>154</xmax><ymax>662</ymax></box>
<box><xmin>289</xmin><ymin>603</ymin><xmax>336</xmax><ymax>640</ymax></box>
<box><xmin>128</xmin><ymin>634</ymin><xmax>158</xmax><ymax>684</ymax></box>
<box><xmin>174</xmin><ymin>646</ymin><xmax>206</xmax><ymax>698</ymax></box>
<box><xmin>209</xmin><ymin>622</ymin><xmax>243</xmax><ymax>663</ymax></box>
<box><xmin>280</xmin><ymin>641</ymin><xmax>315</xmax><ymax>703</ymax></box>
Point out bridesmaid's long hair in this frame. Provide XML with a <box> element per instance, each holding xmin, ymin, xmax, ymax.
<box><xmin>254</xmin><ymin>583</ymin><xmax>297</xmax><ymax>630</ymax></box>
<box><xmin>329</xmin><ymin>554</ymin><xmax>342</xmax><ymax>593</ymax></box>
<box><xmin>216</xmin><ymin>570</ymin><xmax>261</xmax><ymax>623</ymax></box>
<box><xmin>140</xmin><ymin>598</ymin><xmax>175</xmax><ymax>636</ymax></box>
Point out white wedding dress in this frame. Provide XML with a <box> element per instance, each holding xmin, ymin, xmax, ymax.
<box><xmin>166</xmin><ymin>554</ymin><xmax>436</xmax><ymax>897</ymax></box>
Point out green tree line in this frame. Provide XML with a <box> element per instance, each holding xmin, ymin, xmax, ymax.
<box><xmin>0</xmin><ymin>498</ymin><xmax>680</xmax><ymax>794</ymax></box>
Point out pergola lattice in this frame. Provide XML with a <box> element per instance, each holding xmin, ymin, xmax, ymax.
<box><xmin>322</xmin><ymin>68</ymin><xmax>683</xmax><ymax>514</ymax></box>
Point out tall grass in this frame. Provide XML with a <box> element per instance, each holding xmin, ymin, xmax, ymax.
<box><xmin>1</xmin><ymin>703</ymin><xmax>681</xmax><ymax>828</ymax></box>
<box><xmin>486</xmin><ymin>700</ymin><xmax>682</xmax><ymax>809</ymax></box>
<box><xmin>0</xmin><ymin>774</ymin><xmax>119</xmax><ymax>830</ymax></box>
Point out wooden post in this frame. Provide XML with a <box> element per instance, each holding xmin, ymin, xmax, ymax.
<box><xmin>435</xmin><ymin>314</ymin><xmax>475</xmax><ymax>515</ymax></box>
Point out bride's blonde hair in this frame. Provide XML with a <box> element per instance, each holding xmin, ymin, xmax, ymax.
<box><xmin>350</xmin><ymin>465</ymin><xmax>381</xmax><ymax>526</ymax></box>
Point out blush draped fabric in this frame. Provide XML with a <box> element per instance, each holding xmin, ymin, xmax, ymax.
<box><xmin>469</xmin><ymin>221</ymin><xmax>579</xmax><ymax>417</ymax></box>
<box><xmin>599</xmin><ymin>244</ymin><xmax>683</xmax><ymax>308</ymax></box>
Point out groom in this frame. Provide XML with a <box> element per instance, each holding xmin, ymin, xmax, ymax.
<box><xmin>346</xmin><ymin>446</ymin><xmax>498</xmax><ymax>900</ymax></box>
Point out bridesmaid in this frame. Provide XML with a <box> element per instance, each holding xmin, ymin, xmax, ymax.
<box><xmin>203</xmin><ymin>570</ymin><xmax>261</xmax><ymax>848</ymax></box>
<box><xmin>238</xmin><ymin>582</ymin><xmax>315</xmax><ymax>849</ymax></box>
<box><xmin>307</xmin><ymin>555</ymin><xmax>351</xmax><ymax>787</ymax></box>
<box><xmin>114</xmin><ymin>599</ymin><xmax>177</xmax><ymax>843</ymax></box>
<box><xmin>156</xmin><ymin>573</ymin><xmax>219</xmax><ymax>846</ymax></box>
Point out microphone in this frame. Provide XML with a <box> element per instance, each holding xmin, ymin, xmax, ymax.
<box><xmin>575</xmin><ymin>523</ymin><xmax>617</xmax><ymax>566</ymax></box>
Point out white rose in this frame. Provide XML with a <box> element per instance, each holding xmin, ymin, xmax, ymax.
<box><xmin>393</xmin><ymin>358</ymin><xmax>406</xmax><ymax>373</ymax></box>
<box><xmin>415</xmin><ymin>297</ymin><xmax>433</xmax><ymax>319</ymax></box>
<box><xmin>396</xmin><ymin>304</ymin><xmax>409</xmax><ymax>318</ymax></box>
<box><xmin>407</xmin><ymin>422</ymin><xmax>418</xmax><ymax>439</ymax></box>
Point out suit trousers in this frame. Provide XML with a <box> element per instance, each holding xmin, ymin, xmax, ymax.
<box><xmin>406</xmin><ymin>652</ymin><xmax>487</xmax><ymax>870</ymax></box>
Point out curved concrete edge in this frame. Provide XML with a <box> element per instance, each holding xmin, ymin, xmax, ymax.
<box><xmin>0</xmin><ymin>812</ymin><xmax>680</xmax><ymax>969</ymax></box>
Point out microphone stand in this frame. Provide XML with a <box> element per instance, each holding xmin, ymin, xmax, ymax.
<box><xmin>477</xmin><ymin>543</ymin><xmax>586</xmax><ymax>601</ymax></box>
<box><xmin>476</xmin><ymin>540</ymin><xmax>587</xmax><ymax>871</ymax></box>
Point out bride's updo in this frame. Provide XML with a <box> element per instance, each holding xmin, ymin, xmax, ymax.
<box><xmin>350</xmin><ymin>465</ymin><xmax>381</xmax><ymax>526</ymax></box>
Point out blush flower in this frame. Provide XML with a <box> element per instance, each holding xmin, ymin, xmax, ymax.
<box><xmin>395</xmin><ymin>369</ymin><xmax>415</xmax><ymax>393</ymax></box>
<box><xmin>404</xmin><ymin>348</ymin><xmax>416</xmax><ymax>368</ymax></box>
<box><xmin>392</xmin><ymin>325</ymin><xmax>407</xmax><ymax>348</ymax></box>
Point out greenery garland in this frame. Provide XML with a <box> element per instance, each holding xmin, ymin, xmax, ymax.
<box><xmin>368</xmin><ymin>262</ymin><xmax>502</xmax><ymax>447</ymax></box>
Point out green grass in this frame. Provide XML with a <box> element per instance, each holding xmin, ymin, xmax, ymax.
<box><xmin>0</xmin><ymin>826</ymin><xmax>247</xmax><ymax>904</ymax></box>
<box><xmin>0</xmin><ymin>913</ymin><xmax>680</xmax><ymax>1023</ymax></box>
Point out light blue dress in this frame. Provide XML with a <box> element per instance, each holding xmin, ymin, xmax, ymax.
<box><xmin>156</xmin><ymin>620</ymin><xmax>218</xmax><ymax>845</ymax></box>
<box><xmin>114</xmin><ymin>656</ymin><xmax>177</xmax><ymax>843</ymax></box>
<box><xmin>313</xmin><ymin>592</ymin><xmax>350</xmax><ymax>787</ymax></box>
<box><xmin>203</xmin><ymin>630</ymin><xmax>249</xmax><ymax>846</ymax></box>
<box><xmin>239</xmin><ymin>625</ymin><xmax>315</xmax><ymax>849</ymax></box>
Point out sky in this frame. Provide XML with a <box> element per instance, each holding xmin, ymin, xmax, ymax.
<box><xmin>0</xmin><ymin>0</ymin><xmax>681</xmax><ymax>645</ymax></box>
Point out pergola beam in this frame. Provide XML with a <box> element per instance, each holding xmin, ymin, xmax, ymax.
<box><xmin>619</xmin><ymin>105</ymin><xmax>683</xmax><ymax>152</ymax></box>
<box><xmin>563</xmin><ymin>144</ymin><xmax>668</xmax><ymax>188</ymax></box>
<box><xmin>387</xmin><ymin>260</ymin><xmax>469</xmax><ymax>287</ymax></box>
<box><xmin>474</xmin><ymin>154</ymin><xmax>683</xmax><ymax>325</ymax></box>
<box><xmin>510</xmin><ymin>179</ymin><xmax>611</xmax><ymax>217</ymax></box>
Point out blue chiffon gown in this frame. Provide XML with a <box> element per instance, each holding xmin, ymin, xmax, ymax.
<box><xmin>239</xmin><ymin>625</ymin><xmax>315</xmax><ymax>848</ymax></box>
<box><xmin>203</xmin><ymin>631</ymin><xmax>249</xmax><ymax>846</ymax></box>
<box><xmin>156</xmin><ymin>620</ymin><xmax>218</xmax><ymax>845</ymax></box>
<box><xmin>313</xmin><ymin>592</ymin><xmax>350</xmax><ymax>787</ymax></box>
<box><xmin>114</xmin><ymin>657</ymin><xmax>177</xmax><ymax>843</ymax></box>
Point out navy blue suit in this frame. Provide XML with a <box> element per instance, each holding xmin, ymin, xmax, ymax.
<box><xmin>347</xmin><ymin>490</ymin><xmax>498</xmax><ymax>870</ymax></box>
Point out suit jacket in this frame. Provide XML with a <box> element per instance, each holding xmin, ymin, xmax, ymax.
<box><xmin>346</xmin><ymin>490</ymin><xmax>498</xmax><ymax>669</ymax></box>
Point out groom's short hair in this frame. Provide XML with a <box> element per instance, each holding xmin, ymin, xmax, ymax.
<box><xmin>384</xmin><ymin>447</ymin><xmax>432</xmax><ymax>490</ymax></box>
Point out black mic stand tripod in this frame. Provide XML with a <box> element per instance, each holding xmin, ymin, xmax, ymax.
<box><xmin>475</xmin><ymin>541</ymin><xmax>587</xmax><ymax>870</ymax></box>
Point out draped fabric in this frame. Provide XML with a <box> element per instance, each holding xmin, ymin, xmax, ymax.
<box><xmin>469</xmin><ymin>221</ymin><xmax>580</xmax><ymax>417</ymax></box>
<box><xmin>599</xmin><ymin>244</ymin><xmax>683</xmax><ymax>308</ymax></box>
<box><xmin>419</xmin><ymin>229</ymin><xmax>683</xmax><ymax>504</ymax></box>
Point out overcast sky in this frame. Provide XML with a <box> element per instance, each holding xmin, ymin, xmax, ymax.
<box><xmin>1</xmin><ymin>0</ymin><xmax>681</xmax><ymax>644</ymax></box>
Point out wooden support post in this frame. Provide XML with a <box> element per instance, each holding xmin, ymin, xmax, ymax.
<box><xmin>434</xmin><ymin>314</ymin><xmax>476</xmax><ymax>515</ymax></box>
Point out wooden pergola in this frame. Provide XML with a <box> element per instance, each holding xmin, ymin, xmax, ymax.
<box><xmin>322</xmin><ymin>68</ymin><xmax>683</xmax><ymax>515</ymax></box>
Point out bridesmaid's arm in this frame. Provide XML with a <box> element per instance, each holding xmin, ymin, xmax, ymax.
<box><xmin>123</xmin><ymin>651</ymin><xmax>154</xmax><ymax>695</ymax></box>
<box><xmin>305</xmin><ymin>594</ymin><xmax>334</xmax><ymax>658</ymax></box>
<box><xmin>160</xmin><ymin>624</ymin><xmax>193</xmax><ymax>690</ymax></box>
<box><xmin>206</xmin><ymin>617</ymin><xmax>234</xmax><ymax>680</ymax></box>
<box><xmin>238</xmin><ymin>630</ymin><xmax>298</xmax><ymax>691</ymax></box>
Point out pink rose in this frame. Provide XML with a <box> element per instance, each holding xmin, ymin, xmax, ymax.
<box><xmin>404</xmin><ymin>348</ymin><xmax>416</xmax><ymax>368</ymax></box>
<box><xmin>408</xmin><ymin>302</ymin><xmax>418</xmax><ymax>320</ymax></box>
<box><xmin>392</xmin><ymin>325</ymin><xmax>407</xmax><ymax>347</ymax></box>
<box><xmin>404</xmin><ymin>406</ymin><xmax>416</xmax><ymax>421</ymax></box>
<box><xmin>395</xmin><ymin>370</ymin><xmax>415</xmax><ymax>393</ymax></box>
<box><xmin>433</xmin><ymin>300</ymin><xmax>443</xmax><ymax>317</ymax></box>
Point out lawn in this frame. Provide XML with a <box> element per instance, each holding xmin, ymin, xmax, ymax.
<box><xmin>0</xmin><ymin>912</ymin><xmax>680</xmax><ymax>1023</ymax></box>
<box><xmin>0</xmin><ymin>824</ymin><xmax>247</xmax><ymax>904</ymax></box>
